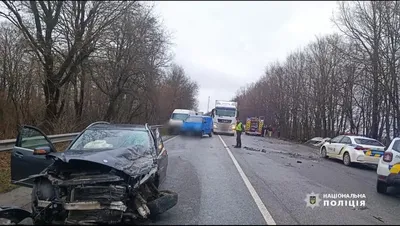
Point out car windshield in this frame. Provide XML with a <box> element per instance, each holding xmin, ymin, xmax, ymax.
<box><xmin>185</xmin><ymin>117</ymin><xmax>202</xmax><ymax>122</ymax></box>
<box><xmin>354</xmin><ymin>138</ymin><xmax>384</xmax><ymax>147</ymax></box>
<box><xmin>69</xmin><ymin>129</ymin><xmax>151</xmax><ymax>151</ymax></box>
<box><xmin>215</xmin><ymin>107</ymin><xmax>236</xmax><ymax>117</ymax></box>
<box><xmin>171</xmin><ymin>113</ymin><xmax>189</xmax><ymax>121</ymax></box>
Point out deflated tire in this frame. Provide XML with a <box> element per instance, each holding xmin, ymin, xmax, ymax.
<box><xmin>147</xmin><ymin>190</ymin><xmax>178</xmax><ymax>217</ymax></box>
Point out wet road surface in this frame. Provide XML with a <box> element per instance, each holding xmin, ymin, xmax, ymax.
<box><xmin>154</xmin><ymin>134</ymin><xmax>400</xmax><ymax>225</ymax></box>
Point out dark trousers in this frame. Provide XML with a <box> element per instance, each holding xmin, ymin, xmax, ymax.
<box><xmin>236</xmin><ymin>131</ymin><xmax>242</xmax><ymax>147</ymax></box>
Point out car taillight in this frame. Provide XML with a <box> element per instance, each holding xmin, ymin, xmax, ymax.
<box><xmin>383</xmin><ymin>152</ymin><xmax>393</xmax><ymax>162</ymax></box>
<box><xmin>355</xmin><ymin>146</ymin><xmax>367</xmax><ymax>150</ymax></box>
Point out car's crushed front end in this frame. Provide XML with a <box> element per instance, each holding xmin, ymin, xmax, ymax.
<box><xmin>2</xmin><ymin>146</ymin><xmax>178</xmax><ymax>225</ymax></box>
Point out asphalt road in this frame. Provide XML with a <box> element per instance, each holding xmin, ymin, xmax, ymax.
<box><xmin>152</xmin><ymin>134</ymin><xmax>400</xmax><ymax>225</ymax></box>
<box><xmin>1</xmin><ymin>134</ymin><xmax>400</xmax><ymax>225</ymax></box>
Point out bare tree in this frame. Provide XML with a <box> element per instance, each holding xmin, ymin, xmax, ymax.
<box><xmin>0</xmin><ymin>0</ymin><xmax>133</xmax><ymax>132</ymax></box>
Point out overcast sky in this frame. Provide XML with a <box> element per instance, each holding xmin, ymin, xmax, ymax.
<box><xmin>154</xmin><ymin>1</ymin><xmax>340</xmax><ymax>113</ymax></box>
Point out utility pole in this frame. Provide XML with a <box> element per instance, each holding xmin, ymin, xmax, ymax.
<box><xmin>207</xmin><ymin>96</ymin><xmax>210</xmax><ymax>113</ymax></box>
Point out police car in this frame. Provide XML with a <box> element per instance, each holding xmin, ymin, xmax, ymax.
<box><xmin>376</xmin><ymin>137</ymin><xmax>400</xmax><ymax>194</ymax></box>
<box><xmin>320</xmin><ymin>135</ymin><xmax>385</xmax><ymax>166</ymax></box>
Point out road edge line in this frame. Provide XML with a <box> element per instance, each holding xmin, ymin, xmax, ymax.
<box><xmin>218</xmin><ymin>135</ymin><xmax>277</xmax><ymax>225</ymax></box>
<box><xmin>164</xmin><ymin>135</ymin><xmax>177</xmax><ymax>143</ymax></box>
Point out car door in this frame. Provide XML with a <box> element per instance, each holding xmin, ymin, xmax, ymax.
<box><xmin>326</xmin><ymin>135</ymin><xmax>344</xmax><ymax>155</ymax></box>
<box><xmin>153</xmin><ymin>128</ymin><xmax>168</xmax><ymax>185</ymax></box>
<box><xmin>389</xmin><ymin>139</ymin><xmax>400</xmax><ymax>171</ymax></box>
<box><xmin>11</xmin><ymin>125</ymin><xmax>56</xmax><ymax>187</ymax></box>
<box><xmin>202</xmin><ymin>117</ymin><xmax>210</xmax><ymax>134</ymax></box>
<box><xmin>334</xmin><ymin>136</ymin><xmax>352</xmax><ymax>157</ymax></box>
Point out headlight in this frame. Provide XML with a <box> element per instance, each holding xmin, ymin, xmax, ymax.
<box><xmin>214</xmin><ymin>124</ymin><xmax>217</xmax><ymax>128</ymax></box>
<box><xmin>231</xmin><ymin>125</ymin><xmax>235</xmax><ymax>129</ymax></box>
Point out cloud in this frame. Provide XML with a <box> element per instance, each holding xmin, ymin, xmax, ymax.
<box><xmin>155</xmin><ymin>1</ymin><xmax>338</xmax><ymax>112</ymax></box>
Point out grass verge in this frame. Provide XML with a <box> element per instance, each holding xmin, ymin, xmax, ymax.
<box><xmin>0</xmin><ymin>152</ymin><xmax>18</xmax><ymax>193</ymax></box>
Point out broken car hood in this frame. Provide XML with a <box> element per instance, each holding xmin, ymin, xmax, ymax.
<box><xmin>48</xmin><ymin>146</ymin><xmax>157</xmax><ymax>177</ymax></box>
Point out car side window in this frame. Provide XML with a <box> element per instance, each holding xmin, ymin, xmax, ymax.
<box><xmin>331</xmin><ymin>135</ymin><xmax>344</xmax><ymax>143</ymax></box>
<box><xmin>18</xmin><ymin>127</ymin><xmax>51</xmax><ymax>149</ymax></box>
<box><xmin>392</xmin><ymin>140</ymin><xmax>400</xmax><ymax>152</ymax></box>
<box><xmin>340</xmin><ymin>136</ymin><xmax>352</xmax><ymax>144</ymax></box>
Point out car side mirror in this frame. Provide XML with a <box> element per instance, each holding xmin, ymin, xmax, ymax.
<box><xmin>33</xmin><ymin>146</ymin><xmax>53</xmax><ymax>155</ymax></box>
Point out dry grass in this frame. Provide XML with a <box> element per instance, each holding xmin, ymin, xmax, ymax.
<box><xmin>0</xmin><ymin>152</ymin><xmax>18</xmax><ymax>193</ymax></box>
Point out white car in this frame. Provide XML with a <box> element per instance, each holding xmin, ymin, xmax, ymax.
<box><xmin>376</xmin><ymin>137</ymin><xmax>400</xmax><ymax>194</ymax></box>
<box><xmin>320</xmin><ymin>135</ymin><xmax>385</xmax><ymax>166</ymax></box>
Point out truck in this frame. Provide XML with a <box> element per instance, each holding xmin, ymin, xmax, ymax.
<box><xmin>211</xmin><ymin>100</ymin><xmax>238</xmax><ymax>136</ymax></box>
<box><xmin>245</xmin><ymin>116</ymin><xmax>265</xmax><ymax>136</ymax></box>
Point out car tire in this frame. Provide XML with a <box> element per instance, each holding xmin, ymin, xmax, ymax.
<box><xmin>147</xmin><ymin>190</ymin><xmax>178</xmax><ymax>218</ymax></box>
<box><xmin>343</xmin><ymin>152</ymin><xmax>352</xmax><ymax>166</ymax></box>
<box><xmin>376</xmin><ymin>180</ymin><xmax>388</xmax><ymax>194</ymax></box>
<box><xmin>321</xmin><ymin>147</ymin><xmax>328</xmax><ymax>158</ymax></box>
<box><xmin>209</xmin><ymin>133</ymin><xmax>212</xmax><ymax>137</ymax></box>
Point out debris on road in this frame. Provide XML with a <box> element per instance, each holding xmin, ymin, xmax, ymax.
<box><xmin>242</xmin><ymin>145</ymin><xmax>321</xmax><ymax>162</ymax></box>
<box><xmin>373</xmin><ymin>216</ymin><xmax>384</xmax><ymax>223</ymax></box>
<box><xmin>296</xmin><ymin>160</ymin><xmax>302</xmax><ymax>163</ymax></box>
<box><xmin>285</xmin><ymin>163</ymin><xmax>294</xmax><ymax>167</ymax></box>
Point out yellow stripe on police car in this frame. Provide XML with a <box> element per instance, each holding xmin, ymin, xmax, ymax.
<box><xmin>389</xmin><ymin>164</ymin><xmax>400</xmax><ymax>174</ymax></box>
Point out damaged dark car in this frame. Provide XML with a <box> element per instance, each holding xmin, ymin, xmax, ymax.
<box><xmin>1</xmin><ymin>122</ymin><xmax>178</xmax><ymax>225</ymax></box>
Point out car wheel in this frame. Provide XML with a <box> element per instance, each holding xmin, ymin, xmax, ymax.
<box><xmin>31</xmin><ymin>179</ymin><xmax>54</xmax><ymax>224</ymax></box>
<box><xmin>343</xmin><ymin>152</ymin><xmax>351</xmax><ymax>166</ymax></box>
<box><xmin>209</xmin><ymin>133</ymin><xmax>212</xmax><ymax>137</ymax></box>
<box><xmin>147</xmin><ymin>190</ymin><xmax>178</xmax><ymax>218</ymax></box>
<box><xmin>376</xmin><ymin>180</ymin><xmax>388</xmax><ymax>194</ymax></box>
<box><xmin>321</xmin><ymin>147</ymin><xmax>328</xmax><ymax>158</ymax></box>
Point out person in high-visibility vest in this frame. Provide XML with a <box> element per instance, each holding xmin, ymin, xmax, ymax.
<box><xmin>234</xmin><ymin>117</ymin><xmax>245</xmax><ymax>148</ymax></box>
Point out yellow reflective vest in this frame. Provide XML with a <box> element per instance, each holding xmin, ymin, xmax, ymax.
<box><xmin>235</xmin><ymin>122</ymin><xmax>243</xmax><ymax>132</ymax></box>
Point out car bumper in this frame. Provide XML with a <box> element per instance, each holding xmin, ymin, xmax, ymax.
<box><xmin>387</xmin><ymin>173</ymin><xmax>400</xmax><ymax>186</ymax></box>
<box><xmin>378</xmin><ymin>163</ymin><xmax>400</xmax><ymax>186</ymax></box>
<box><xmin>213</xmin><ymin>126</ymin><xmax>235</xmax><ymax>135</ymax></box>
<box><xmin>351</xmin><ymin>152</ymin><xmax>380</xmax><ymax>165</ymax></box>
<box><xmin>214</xmin><ymin>129</ymin><xmax>235</xmax><ymax>135</ymax></box>
<box><xmin>378</xmin><ymin>173</ymin><xmax>400</xmax><ymax>186</ymax></box>
<box><xmin>180</xmin><ymin>129</ymin><xmax>202</xmax><ymax>135</ymax></box>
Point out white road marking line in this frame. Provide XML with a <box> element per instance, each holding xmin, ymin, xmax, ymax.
<box><xmin>218</xmin><ymin>135</ymin><xmax>277</xmax><ymax>225</ymax></box>
<box><xmin>164</xmin><ymin>136</ymin><xmax>177</xmax><ymax>144</ymax></box>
